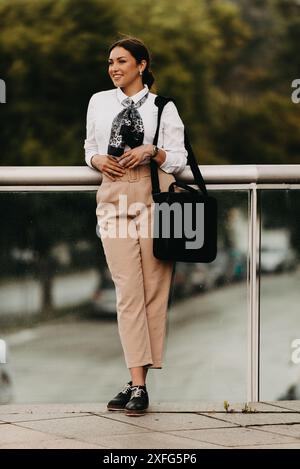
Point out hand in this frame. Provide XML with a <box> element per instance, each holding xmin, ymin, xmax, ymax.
<box><xmin>117</xmin><ymin>144</ymin><xmax>153</xmax><ymax>169</ymax></box>
<box><xmin>91</xmin><ymin>155</ymin><xmax>126</xmax><ymax>181</ymax></box>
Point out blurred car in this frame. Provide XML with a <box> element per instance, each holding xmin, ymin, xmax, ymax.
<box><xmin>190</xmin><ymin>263</ymin><xmax>208</xmax><ymax>293</ymax></box>
<box><xmin>91</xmin><ymin>287</ymin><xmax>117</xmax><ymax>318</ymax></box>
<box><xmin>190</xmin><ymin>249</ymin><xmax>232</xmax><ymax>292</ymax></box>
<box><xmin>260</xmin><ymin>246</ymin><xmax>297</xmax><ymax>273</ymax></box>
<box><xmin>227</xmin><ymin>248</ymin><xmax>247</xmax><ymax>282</ymax></box>
<box><xmin>210</xmin><ymin>249</ymin><xmax>232</xmax><ymax>286</ymax></box>
<box><xmin>89</xmin><ymin>267</ymin><xmax>117</xmax><ymax>319</ymax></box>
<box><xmin>172</xmin><ymin>263</ymin><xmax>196</xmax><ymax>300</ymax></box>
<box><xmin>0</xmin><ymin>342</ymin><xmax>14</xmax><ymax>404</ymax></box>
<box><xmin>260</xmin><ymin>229</ymin><xmax>298</xmax><ymax>273</ymax></box>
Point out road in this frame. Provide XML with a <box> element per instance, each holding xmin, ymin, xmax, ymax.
<box><xmin>2</xmin><ymin>266</ymin><xmax>300</xmax><ymax>405</ymax></box>
<box><xmin>0</xmin><ymin>269</ymin><xmax>100</xmax><ymax>315</ymax></box>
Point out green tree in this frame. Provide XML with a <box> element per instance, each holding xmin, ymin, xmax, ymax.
<box><xmin>113</xmin><ymin>0</ymin><xmax>250</xmax><ymax>164</ymax></box>
<box><xmin>0</xmin><ymin>0</ymin><xmax>118</xmax><ymax>165</ymax></box>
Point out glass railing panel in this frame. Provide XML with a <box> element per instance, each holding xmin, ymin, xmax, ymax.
<box><xmin>158</xmin><ymin>190</ymin><xmax>249</xmax><ymax>402</ymax></box>
<box><xmin>260</xmin><ymin>189</ymin><xmax>300</xmax><ymax>401</ymax></box>
<box><xmin>0</xmin><ymin>189</ymin><xmax>249</xmax><ymax>404</ymax></box>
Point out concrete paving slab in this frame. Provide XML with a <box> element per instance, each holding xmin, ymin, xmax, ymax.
<box><xmin>0</xmin><ymin>438</ymin><xmax>105</xmax><ymax>449</ymax></box>
<box><xmin>95</xmin><ymin>402</ymin><xmax>231</xmax><ymax>413</ymax></box>
<box><xmin>0</xmin><ymin>401</ymin><xmax>288</xmax><ymax>416</ymax></box>
<box><xmin>234</xmin><ymin>443</ymin><xmax>300</xmax><ymax>449</ymax></box>
<box><xmin>0</xmin><ymin>423</ymin><xmax>60</xmax><ymax>447</ymax></box>
<box><xmin>99</xmin><ymin>411</ymin><xmax>239</xmax><ymax>432</ymax></box>
<box><xmin>147</xmin><ymin>401</ymin><xmax>288</xmax><ymax>413</ymax></box>
<box><xmin>263</xmin><ymin>401</ymin><xmax>300</xmax><ymax>412</ymax></box>
<box><xmin>249</xmin><ymin>423</ymin><xmax>300</xmax><ymax>440</ymax></box>
<box><xmin>217</xmin><ymin>401</ymin><xmax>296</xmax><ymax>413</ymax></box>
<box><xmin>168</xmin><ymin>426</ymin><xmax>300</xmax><ymax>448</ymax></box>
<box><xmin>201</xmin><ymin>412</ymin><xmax>300</xmax><ymax>427</ymax></box>
<box><xmin>0</xmin><ymin>403</ymin><xmax>107</xmax><ymax>415</ymax></box>
<box><xmin>1</xmin><ymin>402</ymin><xmax>300</xmax><ymax>449</ymax></box>
<box><xmin>90</xmin><ymin>431</ymin><xmax>223</xmax><ymax>449</ymax></box>
<box><xmin>13</xmin><ymin>414</ymin><xmax>150</xmax><ymax>445</ymax></box>
<box><xmin>142</xmin><ymin>402</ymin><xmax>228</xmax><ymax>413</ymax></box>
<box><xmin>0</xmin><ymin>412</ymin><xmax>91</xmax><ymax>423</ymax></box>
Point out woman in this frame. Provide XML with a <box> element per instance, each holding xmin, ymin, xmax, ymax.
<box><xmin>84</xmin><ymin>36</ymin><xmax>188</xmax><ymax>416</ymax></box>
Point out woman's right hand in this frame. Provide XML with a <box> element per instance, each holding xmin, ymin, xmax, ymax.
<box><xmin>91</xmin><ymin>155</ymin><xmax>126</xmax><ymax>181</ymax></box>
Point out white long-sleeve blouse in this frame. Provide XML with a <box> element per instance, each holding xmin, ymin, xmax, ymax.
<box><xmin>84</xmin><ymin>83</ymin><xmax>188</xmax><ymax>174</ymax></box>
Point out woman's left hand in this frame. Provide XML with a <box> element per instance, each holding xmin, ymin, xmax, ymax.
<box><xmin>118</xmin><ymin>144</ymin><xmax>153</xmax><ymax>169</ymax></box>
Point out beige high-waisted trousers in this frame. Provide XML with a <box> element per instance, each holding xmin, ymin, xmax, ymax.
<box><xmin>96</xmin><ymin>163</ymin><xmax>176</xmax><ymax>369</ymax></box>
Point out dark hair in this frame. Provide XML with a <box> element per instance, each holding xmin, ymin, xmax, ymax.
<box><xmin>108</xmin><ymin>35</ymin><xmax>155</xmax><ymax>90</ymax></box>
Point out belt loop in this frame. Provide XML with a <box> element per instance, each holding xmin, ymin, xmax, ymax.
<box><xmin>128</xmin><ymin>167</ymin><xmax>139</xmax><ymax>182</ymax></box>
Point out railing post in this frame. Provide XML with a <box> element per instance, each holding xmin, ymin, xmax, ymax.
<box><xmin>247</xmin><ymin>183</ymin><xmax>261</xmax><ymax>402</ymax></box>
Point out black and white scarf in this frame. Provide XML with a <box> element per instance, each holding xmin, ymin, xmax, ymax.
<box><xmin>107</xmin><ymin>92</ymin><xmax>149</xmax><ymax>157</ymax></box>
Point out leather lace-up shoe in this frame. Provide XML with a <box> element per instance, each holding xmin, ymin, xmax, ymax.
<box><xmin>107</xmin><ymin>381</ymin><xmax>133</xmax><ymax>411</ymax></box>
<box><xmin>125</xmin><ymin>385</ymin><xmax>149</xmax><ymax>416</ymax></box>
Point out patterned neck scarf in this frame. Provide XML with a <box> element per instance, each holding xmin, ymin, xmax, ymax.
<box><xmin>107</xmin><ymin>91</ymin><xmax>149</xmax><ymax>157</ymax></box>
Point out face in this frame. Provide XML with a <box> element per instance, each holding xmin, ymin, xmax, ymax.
<box><xmin>108</xmin><ymin>46</ymin><xmax>146</xmax><ymax>88</ymax></box>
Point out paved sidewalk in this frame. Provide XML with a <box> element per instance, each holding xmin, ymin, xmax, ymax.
<box><xmin>1</xmin><ymin>401</ymin><xmax>300</xmax><ymax>449</ymax></box>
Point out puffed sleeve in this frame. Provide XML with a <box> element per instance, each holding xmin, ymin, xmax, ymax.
<box><xmin>84</xmin><ymin>94</ymin><xmax>99</xmax><ymax>168</ymax></box>
<box><xmin>159</xmin><ymin>101</ymin><xmax>188</xmax><ymax>174</ymax></box>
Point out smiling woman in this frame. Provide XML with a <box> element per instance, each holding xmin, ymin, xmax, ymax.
<box><xmin>84</xmin><ymin>35</ymin><xmax>188</xmax><ymax>417</ymax></box>
<box><xmin>107</xmin><ymin>43</ymin><xmax>150</xmax><ymax>96</ymax></box>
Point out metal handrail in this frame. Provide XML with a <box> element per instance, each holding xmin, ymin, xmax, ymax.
<box><xmin>0</xmin><ymin>164</ymin><xmax>300</xmax><ymax>185</ymax></box>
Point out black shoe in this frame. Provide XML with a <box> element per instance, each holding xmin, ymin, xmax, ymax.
<box><xmin>125</xmin><ymin>385</ymin><xmax>149</xmax><ymax>416</ymax></box>
<box><xmin>107</xmin><ymin>381</ymin><xmax>133</xmax><ymax>411</ymax></box>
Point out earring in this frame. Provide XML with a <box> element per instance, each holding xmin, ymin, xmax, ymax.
<box><xmin>139</xmin><ymin>71</ymin><xmax>143</xmax><ymax>75</ymax></box>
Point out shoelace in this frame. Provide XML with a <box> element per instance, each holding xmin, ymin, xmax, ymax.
<box><xmin>131</xmin><ymin>386</ymin><xmax>145</xmax><ymax>398</ymax></box>
<box><xmin>121</xmin><ymin>383</ymin><xmax>132</xmax><ymax>394</ymax></box>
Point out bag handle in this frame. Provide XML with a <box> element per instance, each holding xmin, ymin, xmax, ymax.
<box><xmin>168</xmin><ymin>180</ymin><xmax>201</xmax><ymax>195</ymax></box>
<box><xmin>151</xmin><ymin>95</ymin><xmax>208</xmax><ymax>197</ymax></box>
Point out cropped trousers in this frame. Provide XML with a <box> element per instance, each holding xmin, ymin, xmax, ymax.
<box><xmin>96</xmin><ymin>163</ymin><xmax>175</xmax><ymax>369</ymax></box>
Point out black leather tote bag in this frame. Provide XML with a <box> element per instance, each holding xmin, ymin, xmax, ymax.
<box><xmin>150</xmin><ymin>95</ymin><xmax>217</xmax><ymax>263</ymax></box>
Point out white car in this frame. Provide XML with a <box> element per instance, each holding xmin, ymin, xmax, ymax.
<box><xmin>260</xmin><ymin>246</ymin><xmax>297</xmax><ymax>273</ymax></box>
<box><xmin>91</xmin><ymin>287</ymin><xmax>117</xmax><ymax>318</ymax></box>
<box><xmin>0</xmin><ymin>342</ymin><xmax>14</xmax><ymax>404</ymax></box>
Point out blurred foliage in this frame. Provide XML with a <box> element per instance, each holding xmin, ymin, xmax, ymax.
<box><xmin>0</xmin><ymin>0</ymin><xmax>119</xmax><ymax>165</ymax></box>
<box><xmin>0</xmin><ymin>0</ymin><xmax>299</xmax><ymax>166</ymax></box>
<box><xmin>0</xmin><ymin>0</ymin><xmax>299</xmax><ymax>315</ymax></box>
